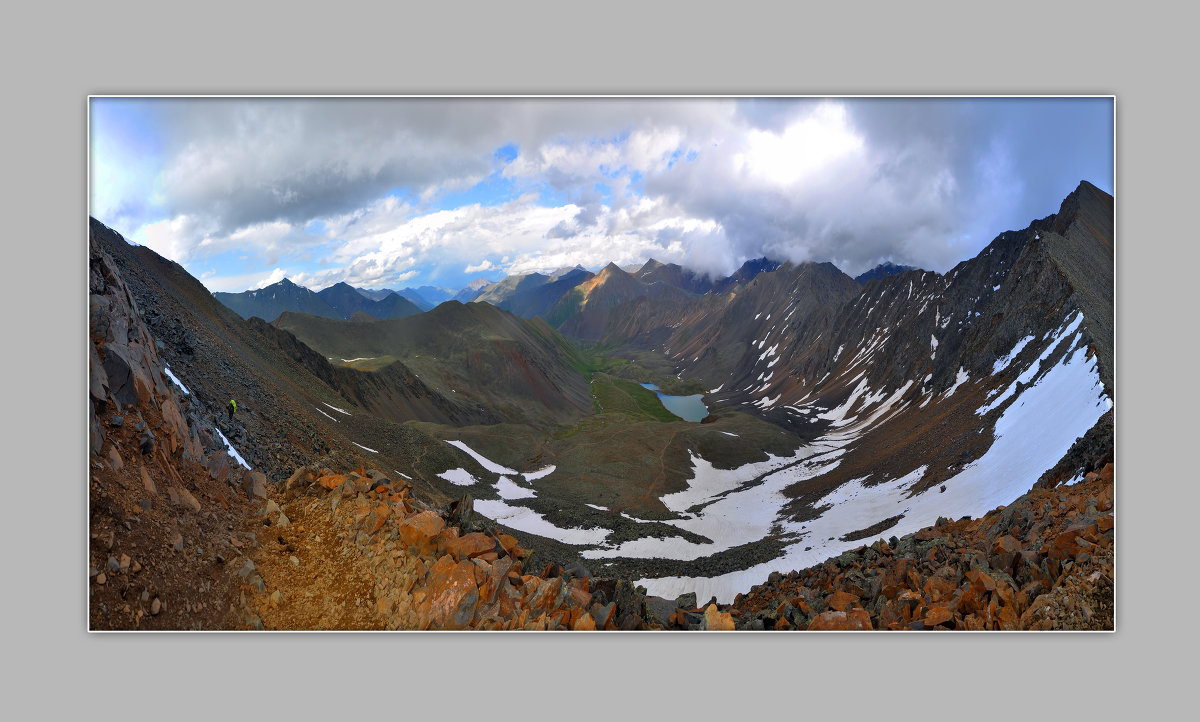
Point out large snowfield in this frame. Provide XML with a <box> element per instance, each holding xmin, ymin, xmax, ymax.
<box><xmin>434</xmin><ymin>311</ymin><xmax>1111</xmax><ymax>603</ymax></box>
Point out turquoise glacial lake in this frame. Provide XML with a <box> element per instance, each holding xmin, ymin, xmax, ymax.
<box><xmin>640</xmin><ymin>383</ymin><xmax>709</xmax><ymax>422</ymax></box>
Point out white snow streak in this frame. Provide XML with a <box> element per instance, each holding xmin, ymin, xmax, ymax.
<box><xmin>474</xmin><ymin>499</ymin><xmax>611</xmax><ymax>546</ymax></box>
<box><xmin>322</xmin><ymin>402</ymin><xmax>351</xmax><ymax>415</ymax></box>
<box><xmin>445</xmin><ymin>439</ymin><xmax>518</xmax><ymax>474</ymax></box>
<box><xmin>163</xmin><ymin>366</ymin><xmax>190</xmax><ymax>395</ymax></box>
<box><xmin>523</xmin><ymin>466</ymin><xmax>556</xmax><ymax>481</ymax></box>
<box><xmin>214</xmin><ymin>428</ymin><xmax>251</xmax><ymax>470</ymax></box>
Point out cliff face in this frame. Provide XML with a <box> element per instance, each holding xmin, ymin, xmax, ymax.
<box><xmin>89</xmin><ymin>227</ymin><xmax>204</xmax><ymax>465</ymax></box>
<box><xmin>89</xmin><ymin>225</ymin><xmax>275</xmax><ymax>630</ymax></box>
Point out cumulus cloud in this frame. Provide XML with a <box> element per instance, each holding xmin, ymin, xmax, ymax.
<box><xmin>91</xmin><ymin>97</ymin><xmax>1113</xmax><ymax>290</ymax></box>
<box><xmin>253</xmin><ymin>268</ymin><xmax>288</xmax><ymax>289</ymax></box>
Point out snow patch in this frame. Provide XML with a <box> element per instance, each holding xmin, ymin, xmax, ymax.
<box><xmin>437</xmin><ymin>468</ymin><xmax>477</xmax><ymax>486</ymax></box>
<box><xmin>496</xmin><ymin>476</ymin><xmax>536</xmax><ymax>500</ymax></box>
<box><xmin>943</xmin><ymin>367</ymin><xmax>969</xmax><ymax>398</ymax></box>
<box><xmin>162</xmin><ymin>366</ymin><xmax>190</xmax><ymax>395</ymax></box>
<box><xmin>524</xmin><ymin>466</ymin><xmax>556</xmax><ymax>481</ymax></box>
<box><xmin>352</xmin><ymin>442</ymin><xmax>378</xmax><ymax>453</ymax></box>
<box><xmin>214</xmin><ymin>428</ymin><xmax>251</xmax><ymax>470</ymax></box>
<box><xmin>322</xmin><ymin>402</ymin><xmax>351</xmax><ymax>416</ymax></box>
<box><xmin>636</xmin><ymin>338</ymin><xmax>1108</xmax><ymax>603</ymax></box>
<box><xmin>445</xmin><ymin>439</ymin><xmax>518</xmax><ymax>474</ymax></box>
<box><xmin>474</xmin><ymin>499</ymin><xmax>611</xmax><ymax>546</ymax></box>
<box><xmin>978</xmin><ymin>312</ymin><xmax>1084</xmax><ymax>416</ymax></box>
<box><xmin>992</xmin><ymin>335</ymin><xmax>1035</xmax><ymax>375</ymax></box>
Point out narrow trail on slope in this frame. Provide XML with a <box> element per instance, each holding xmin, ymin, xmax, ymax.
<box><xmin>248</xmin><ymin>491</ymin><xmax>384</xmax><ymax>630</ymax></box>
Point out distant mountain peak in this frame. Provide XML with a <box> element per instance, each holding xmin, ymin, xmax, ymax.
<box><xmin>854</xmin><ymin>262</ymin><xmax>918</xmax><ymax>285</ymax></box>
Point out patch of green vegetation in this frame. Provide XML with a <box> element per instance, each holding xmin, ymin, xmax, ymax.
<box><xmin>608</xmin><ymin>363</ymin><xmax>706</xmax><ymax>396</ymax></box>
<box><xmin>522</xmin><ymin>317</ymin><xmax>625</xmax><ymax>383</ymax></box>
<box><xmin>591</xmin><ymin>373</ymin><xmax>679</xmax><ymax>423</ymax></box>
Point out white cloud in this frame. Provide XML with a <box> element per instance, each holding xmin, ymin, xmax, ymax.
<box><xmin>733</xmin><ymin>103</ymin><xmax>865</xmax><ymax>186</ymax></box>
<box><xmin>135</xmin><ymin>215</ymin><xmax>205</xmax><ymax>263</ymax></box>
<box><xmin>93</xmin><ymin>97</ymin><xmax>1112</xmax><ymax>288</ymax></box>
<box><xmin>253</xmin><ymin>268</ymin><xmax>288</xmax><ymax>289</ymax></box>
<box><xmin>201</xmin><ymin>266</ymin><xmax>294</xmax><ymax>293</ymax></box>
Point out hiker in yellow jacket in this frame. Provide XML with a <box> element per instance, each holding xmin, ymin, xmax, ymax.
<box><xmin>228</xmin><ymin>398</ymin><xmax>237</xmax><ymax>421</ymax></box>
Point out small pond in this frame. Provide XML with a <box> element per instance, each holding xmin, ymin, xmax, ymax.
<box><xmin>640</xmin><ymin>383</ymin><xmax>709</xmax><ymax>422</ymax></box>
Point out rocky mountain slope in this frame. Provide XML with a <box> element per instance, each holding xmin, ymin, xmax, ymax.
<box><xmin>271</xmin><ymin>300</ymin><xmax>594</xmax><ymax>428</ymax></box>
<box><xmin>89</xmin><ymin>228</ymin><xmax>279</xmax><ymax>629</ymax></box>
<box><xmin>474</xmin><ymin>267</ymin><xmax>597</xmax><ymax>320</ymax></box>
<box><xmin>88</xmin><ymin>180</ymin><xmax>1114</xmax><ymax>628</ymax></box>
<box><xmin>315</xmin><ymin>281</ymin><xmax>423</xmax><ymax>320</ymax></box>
<box><xmin>452</xmin><ymin>278</ymin><xmax>492</xmax><ymax>303</ymax></box>
<box><xmin>729</xmin><ymin>457</ymin><xmax>1114</xmax><ymax>630</ymax></box>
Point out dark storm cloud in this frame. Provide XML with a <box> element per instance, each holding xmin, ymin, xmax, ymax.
<box><xmin>643</xmin><ymin>98</ymin><xmax>1112</xmax><ymax>277</ymax></box>
<box><xmin>94</xmin><ymin>97</ymin><xmax>1112</xmax><ymax>290</ymax></box>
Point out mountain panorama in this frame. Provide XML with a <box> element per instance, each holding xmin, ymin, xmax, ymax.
<box><xmin>88</xmin><ymin>180</ymin><xmax>1114</xmax><ymax>631</ymax></box>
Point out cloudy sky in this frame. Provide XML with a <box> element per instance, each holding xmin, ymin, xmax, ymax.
<box><xmin>90</xmin><ymin>97</ymin><xmax>1113</xmax><ymax>293</ymax></box>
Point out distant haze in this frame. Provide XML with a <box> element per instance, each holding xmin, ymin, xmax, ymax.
<box><xmin>90</xmin><ymin>97</ymin><xmax>1113</xmax><ymax>293</ymax></box>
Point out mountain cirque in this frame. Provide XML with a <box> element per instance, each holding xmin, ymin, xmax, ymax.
<box><xmin>87</xmin><ymin>181</ymin><xmax>1115</xmax><ymax>630</ymax></box>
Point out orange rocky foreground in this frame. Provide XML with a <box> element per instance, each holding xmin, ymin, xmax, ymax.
<box><xmin>143</xmin><ymin>455</ymin><xmax>1113</xmax><ymax>631</ymax></box>
<box><xmin>245</xmin><ymin>464</ymin><xmax>670</xmax><ymax>630</ymax></box>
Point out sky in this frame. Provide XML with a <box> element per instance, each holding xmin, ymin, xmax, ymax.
<box><xmin>89</xmin><ymin>97</ymin><xmax>1113</xmax><ymax>294</ymax></box>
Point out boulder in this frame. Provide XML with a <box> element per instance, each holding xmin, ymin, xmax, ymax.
<box><xmin>990</xmin><ymin>534</ymin><xmax>1021</xmax><ymax>573</ymax></box>
<box><xmin>573</xmin><ymin>613</ymin><xmax>597</xmax><ymax>631</ymax></box>
<box><xmin>285</xmin><ymin>466</ymin><xmax>316</xmax><ymax>493</ymax></box>
<box><xmin>644</xmin><ymin>596</ymin><xmax>678</xmax><ymax>626</ymax></box>
<box><xmin>449</xmin><ymin>532</ymin><xmax>495</xmax><ymax>561</ymax></box>
<box><xmin>106</xmin><ymin>445</ymin><xmax>124</xmax><ymax>471</ymax></box>
<box><xmin>702</xmin><ymin>603</ymin><xmax>735</xmax><ymax>631</ymax></box>
<box><xmin>496</xmin><ymin>532</ymin><xmax>521</xmax><ymax>557</ymax></box>
<box><xmin>159</xmin><ymin>397</ymin><xmax>198</xmax><ymax>458</ymax></box>
<box><xmin>528</xmin><ymin>577</ymin><xmax>565</xmax><ymax>615</ymax></box>
<box><xmin>318</xmin><ymin>473</ymin><xmax>347</xmax><ymax>491</ymax></box>
<box><xmin>807</xmin><ymin>610</ymin><xmax>873</xmax><ymax>631</ymax></box>
<box><xmin>423</xmin><ymin>556</ymin><xmax>472</xmax><ymax>623</ymax></box>
<box><xmin>397</xmin><ymin>510</ymin><xmax>445</xmax><ymax>551</ymax></box>
<box><xmin>826</xmin><ymin>590</ymin><xmax>860</xmax><ymax>612</ymax></box>
<box><xmin>923</xmin><ymin>605</ymin><xmax>955</xmax><ymax>628</ymax></box>
<box><xmin>247</xmin><ymin>471</ymin><xmax>269</xmax><ymax>500</ymax></box>
<box><xmin>175</xmin><ymin>486</ymin><xmax>201</xmax><ymax>513</ymax></box>
<box><xmin>140</xmin><ymin>466</ymin><xmax>157</xmax><ymax>495</ymax></box>
<box><xmin>447</xmin><ymin>493</ymin><xmax>473</xmax><ymax>529</ymax></box>
<box><xmin>101</xmin><ymin>344</ymin><xmax>140</xmax><ymax>407</ymax></box>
